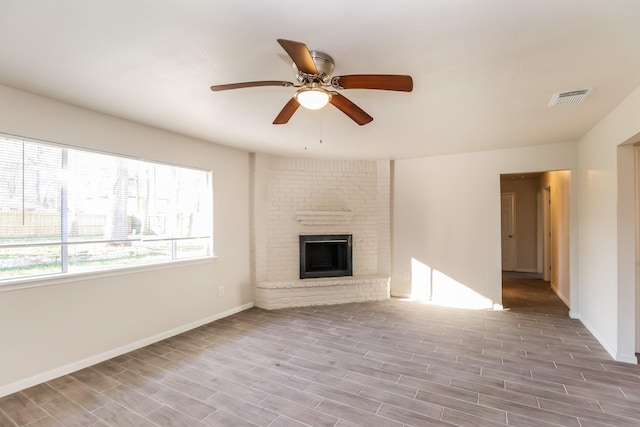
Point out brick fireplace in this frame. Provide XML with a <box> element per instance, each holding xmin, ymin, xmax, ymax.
<box><xmin>250</xmin><ymin>154</ymin><xmax>390</xmax><ymax>309</ymax></box>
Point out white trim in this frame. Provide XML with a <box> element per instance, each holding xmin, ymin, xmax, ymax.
<box><xmin>574</xmin><ymin>313</ymin><xmax>637</xmax><ymax>364</ymax></box>
<box><xmin>543</xmin><ymin>186</ymin><xmax>551</xmax><ymax>282</ymax></box>
<box><xmin>391</xmin><ymin>291</ymin><xmax>412</xmax><ymax>298</ymax></box>
<box><xmin>635</xmin><ymin>144</ymin><xmax>640</xmax><ymax>353</ymax></box>
<box><xmin>0</xmin><ymin>301</ymin><xmax>253</xmax><ymax>398</ymax></box>
<box><xmin>614</xmin><ymin>353</ymin><xmax>640</xmax><ymax>364</ymax></box>
<box><xmin>575</xmin><ymin>314</ymin><xmax>616</xmax><ymax>359</ymax></box>
<box><xmin>0</xmin><ymin>256</ymin><xmax>218</xmax><ymax>293</ymax></box>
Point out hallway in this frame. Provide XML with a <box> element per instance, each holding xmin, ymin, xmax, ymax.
<box><xmin>502</xmin><ymin>271</ymin><xmax>568</xmax><ymax>316</ymax></box>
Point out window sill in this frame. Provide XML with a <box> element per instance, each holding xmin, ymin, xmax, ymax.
<box><xmin>0</xmin><ymin>256</ymin><xmax>218</xmax><ymax>293</ymax></box>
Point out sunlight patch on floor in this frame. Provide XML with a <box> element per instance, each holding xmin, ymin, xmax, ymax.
<box><xmin>409</xmin><ymin>257</ymin><xmax>502</xmax><ymax>310</ymax></box>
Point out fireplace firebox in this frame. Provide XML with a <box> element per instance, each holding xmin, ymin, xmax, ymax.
<box><xmin>299</xmin><ymin>234</ymin><xmax>352</xmax><ymax>279</ymax></box>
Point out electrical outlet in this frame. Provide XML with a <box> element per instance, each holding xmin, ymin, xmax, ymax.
<box><xmin>218</xmin><ymin>286</ymin><xmax>224</xmax><ymax>297</ymax></box>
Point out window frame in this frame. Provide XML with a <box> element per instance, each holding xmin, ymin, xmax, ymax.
<box><xmin>0</xmin><ymin>133</ymin><xmax>215</xmax><ymax>287</ymax></box>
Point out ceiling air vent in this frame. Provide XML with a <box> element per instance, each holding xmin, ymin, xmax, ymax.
<box><xmin>548</xmin><ymin>89</ymin><xmax>591</xmax><ymax>107</ymax></box>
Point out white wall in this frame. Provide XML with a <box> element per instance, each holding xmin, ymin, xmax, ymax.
<box><xmin>577</xmin><ymin>85</ymin><xmax>640</xmax><ymax>363</ymax></box>
<box><xmin>0</xmin><ymin>84</ymin><xmax>252</xmax><ymax>395</ymax></box>
<box><xmin>392</xmin><ymin>142</ymin><xmax>577</xmax><ymax>310</ymax></box>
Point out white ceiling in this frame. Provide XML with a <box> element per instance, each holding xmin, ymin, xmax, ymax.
<box><xmin>1</xmin><ymin>0</ymin><xmax>639</xmax><ymax>159</ymax></box>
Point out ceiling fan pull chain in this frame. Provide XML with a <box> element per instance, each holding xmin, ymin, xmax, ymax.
<box><xmin>304</xmin><ymin>108</ymin><xmax>309</xmax><ymax>151</ymax></box>
<box><xmin>319</xmin><ymin>109</ymin><xmax>323</xmax><ymax>144</ymax></box>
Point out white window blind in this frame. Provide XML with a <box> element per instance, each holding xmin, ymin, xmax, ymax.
<box><xmin>0</xmin><ymin>134</ymin><xmax>213</xmax><ymax>282</ymax></box>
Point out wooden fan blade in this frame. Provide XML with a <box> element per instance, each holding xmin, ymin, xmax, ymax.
<box><xmin>273</xmin><ymin>98</ymin><xmax>300</xmax><ymax>124</ymax></box>
<box><xmin>331</xmin><ymin>74</ymin><xmax>413</xmax><ymax>92</ymax></box>
<box><xmin>329</xmin><ymin>93</ymin><xmax>373</xmax><ymax>126</ymax></box>
<box><xmin>210</xmin><ymin>81</ymin><xmax>294</xmax><ymax>91</ymax></box>
<box><xmin>277</xmin><ymin>39</ymin><xmax>317</xmax><ymax>75</ymax></box>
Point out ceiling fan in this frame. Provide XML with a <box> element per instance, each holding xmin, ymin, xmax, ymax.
<box><xmin>210</xmin><ymin>39</ymin><xmax>413</xmax><ymax>126</ymax></box>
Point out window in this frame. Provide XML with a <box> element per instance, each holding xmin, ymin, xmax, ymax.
<box><xmin>0</xmin><ymin>133</ymin><xmax>213</xmax><ymax>282</ymax></box>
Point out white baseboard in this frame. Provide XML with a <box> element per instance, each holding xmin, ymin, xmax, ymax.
<box><xmin>573</xmin><ymin>313</ymin><xmax>638</xmax><ymax>364</ymax></box>
<box><xmin>0</xmin><ymin>302</ymin><xmax>254</xmax><ymax>398</ymax></box>
<box><xmin>390</xmin><ymin>291</ymin><xmax>412</xmax><ymax>298</ymax></box>
<box><xmin>572</xmin><ymin>313</ymin><xmax>614</xmax><ymax>359</ymax></box>
<box><xmin>554</xmin><ymin>309</ymin><xmax>636</xmax><ymax>364</ymax></box>
<box><xmin>614</xmin><ymin>352</ymin><xmax>639</xmax><ymax>364</ymax></box>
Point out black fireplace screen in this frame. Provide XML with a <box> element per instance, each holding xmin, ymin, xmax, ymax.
<box><xmin>299</xmin><ymin>234</ymin><xmax>352</xmax><ymax>279</ymax></box>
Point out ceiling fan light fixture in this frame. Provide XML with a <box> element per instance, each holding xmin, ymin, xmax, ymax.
<box><xmin>295</xmin><ymin>86</ymin><xmax>331</xmax><ymax>110</ymax></box>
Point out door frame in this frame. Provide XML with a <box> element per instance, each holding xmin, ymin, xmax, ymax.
<box><xmin>543</xmin><ymin>186</ymin><xmax>551</xmax><ymax>282</ymax></box>
<box><xmin>635</xmin><ymin>145</ymin><xmax>640</xmax><ymax>353</ymax></box>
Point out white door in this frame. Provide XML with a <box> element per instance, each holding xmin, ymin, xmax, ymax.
<box><xmin>501</xmin><ymin>192</ymin><xmax>516</xmax><ymax>271</ymax></box>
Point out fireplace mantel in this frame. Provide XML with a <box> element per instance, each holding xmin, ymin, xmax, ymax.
<box><xmin>294</xmin><ymin>210</ymin><xmax>353</xmax><ymax>225</ymax></box>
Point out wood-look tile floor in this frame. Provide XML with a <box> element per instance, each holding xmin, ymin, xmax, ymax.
<box><xmin>3</xmin><ymin>273</ymin><xmax>640</xmax><ymax>426</ymax></box>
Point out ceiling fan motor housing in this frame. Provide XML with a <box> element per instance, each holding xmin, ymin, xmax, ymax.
<box><xmin>294</xmin><ymin>51</ymin><xmax>335</xmax><ymax>84</ymax></box>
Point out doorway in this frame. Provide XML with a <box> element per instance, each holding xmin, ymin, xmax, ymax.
<box><xmin>500</xmin><ymin>171</ymin><xmax>571</xmax><ymax>307</ymax></box>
